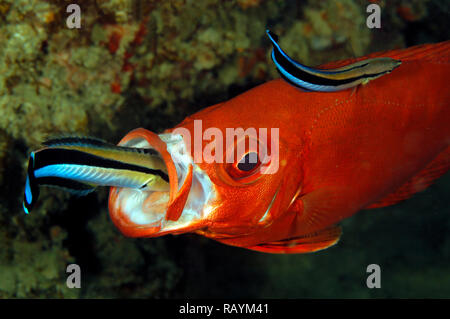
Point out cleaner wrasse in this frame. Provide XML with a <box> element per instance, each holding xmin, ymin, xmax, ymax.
<box><xmin>266</xmin><ymin>30</ymin><xmax>402</xmax><ymax>92</ymax></box>
<box><xmin>23</xmin><ymin>137</ymin><xmax>169</xmax><ymax>214</ymax></box>
<box><xmin>24</xmin><ymin>41</ymin><xmax>450</xmax><ymax>253</ymax></box>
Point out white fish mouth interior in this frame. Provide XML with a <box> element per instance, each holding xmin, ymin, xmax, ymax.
<box><xmin>113</xmin><ymin>133</ymin><xmax>215</xmax><ymax>231</ymax></box>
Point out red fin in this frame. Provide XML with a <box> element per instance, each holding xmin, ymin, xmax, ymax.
<box><xmin>318</xmin><ymin>41</ymin><xmax>450</xmax><ymax>69</ymax></box>
<box><xmin>366</xmin><ymin>147</ymin><xmax>450</xmax><ymax>209</ymax></box>
<box><xmin>245</xmin><ymin>225</ymin><xmax>342</xmax><ymax>254</ymax></box>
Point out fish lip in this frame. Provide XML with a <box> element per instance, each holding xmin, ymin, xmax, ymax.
<box><xmin>108</xmin><ymin>128</ymin><xmax>213</xmax><ymax>237</ymax></box>
<box><xmin>108</xmin><ymin>128</ymin><xmax>180</xmax><ymax>237</ymax></box>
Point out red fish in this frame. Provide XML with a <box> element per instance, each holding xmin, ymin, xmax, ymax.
<box><xmin>108</xmin><ymin>41</ymin><xmax>450</xmax><ymax>253</ymax></box>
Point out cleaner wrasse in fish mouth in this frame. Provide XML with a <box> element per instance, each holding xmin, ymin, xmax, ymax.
<box><xmin>24</xmin><ymin>40</ymin><xmax>450</xmax><ymax>253</ymax></box>
<box><xmin>23</xmin><ymin>136</ymin><xmax>171</xmax><ymax>214</ymax></box>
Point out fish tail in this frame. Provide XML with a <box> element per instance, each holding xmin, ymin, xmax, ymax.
<box><xmin>23</xmin><ymin>149</ymin><xmax>98</xmax><ymax>213</ymax></box>
<box><xmin>23</xmin><ymin>152</ymin><xmax>38</xmax><ymax>214</ymax></box>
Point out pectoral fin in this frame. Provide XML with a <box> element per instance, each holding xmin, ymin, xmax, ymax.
<box><xmin>245</xmin><ymin>225</ymin><xmax>342</xmax><ymax>254</ymax></box>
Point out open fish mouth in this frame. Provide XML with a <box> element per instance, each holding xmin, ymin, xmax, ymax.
<box><xmin>108</xmin><ymin>128</ymin><xmax>216</xmax><ymax>237</ymax></box>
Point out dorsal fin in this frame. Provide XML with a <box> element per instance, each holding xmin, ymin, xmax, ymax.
<box><xmin>43</xmin><ymin>136</ymin><xmax>158</xmax><ymax>155</ymax></box>
<box><xmin>245</xmin><ymin>225</ymin><xmax>342</xmax><ymax>254</ymax></box>
<box><xmin>43</xmin><ymin>136</ymin><xmax>115</xmax><ymax>148</ymax></box>
<box><xmin>318</xmin><ymin>40</ymin><xmax>450</xmax><ymax>70</ymax></box>
<box><xmin>366</xmin><ymin>147</ymin><xmax>449</xmax><ymax>209</ymax></box>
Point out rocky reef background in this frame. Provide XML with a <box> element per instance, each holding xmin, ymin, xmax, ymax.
<box><xmin>0</xmin><ymin>0</ymin><xmax>448</xmax><ymax>298</ymax></box>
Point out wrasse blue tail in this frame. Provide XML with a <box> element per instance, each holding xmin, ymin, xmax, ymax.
<box><xmin>266</xmin><ymin>29</ymin><xmax>401</xmax><ymax>92</ymax></box>
<box><xmin>23</xmin><ymin>137</ymin><xmax>169</xmax><ymax>214</ymax></box>
<box><xmin>24</xmin><ymin>153</ymin><xmax>41</xmax><ymax>214</ymax></box>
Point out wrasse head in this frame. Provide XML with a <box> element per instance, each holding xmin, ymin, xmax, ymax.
<box><xmin>359</xmin><ymin>57</ymin><xmax>402</xmax><ymax>75</ymax></box>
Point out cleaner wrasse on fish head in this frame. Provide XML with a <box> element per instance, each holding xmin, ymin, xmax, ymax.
<box><xmin>266</xmin><ymin>30</ymin><xmax>402</xmax><ymax>92</ymax></box>
<box><xmin>23</xmin><ymin>39</ymin><xmax>450</xmax><ymax>253</ymax></box>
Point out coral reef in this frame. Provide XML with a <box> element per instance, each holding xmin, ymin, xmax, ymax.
<box><xmin>0</xmin><ymin>0</ymin><xmax>448</xmax><ymax>298</ymax></box>
<box><xmin>0</xmin><ymin>225</ymin><xmax>78</xmax><ymax>298</ymax></box>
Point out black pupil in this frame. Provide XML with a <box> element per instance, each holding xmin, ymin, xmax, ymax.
<box><xmin>237</xmin><ymin>152</ymin><xmax>258</xmax><ymax>172</ymax></box>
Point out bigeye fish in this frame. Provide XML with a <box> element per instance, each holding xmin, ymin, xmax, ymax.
<box><xmin>266</xmin><ymin>30</ymin><xmax>402</xmax><ymax>92</ymax></box>
<box><xmin>23</xmin><ymin>137</ymin><xmax>169</xmax><ymax>214</ymax></box>
<box><xmin>24</xmin><ymin>40</ymin><xmax>449</xmax><ymax>253</ymax></box>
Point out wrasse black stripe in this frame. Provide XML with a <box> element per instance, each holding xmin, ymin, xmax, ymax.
<box><xmin>341</xmin><ymin>62</ymin><xmax>369</xmax><ymax>72</ymax></box>
<box><xmin>43</xmin><ymin>137</ymin><xmax>160</xmax><ymax>156</ymax></box>
<box><xmin>266</xmin><ymin>29</ymin><xmax>372</xmax><ymax>75</ymax></box>
<box><xmin>272</xmin><ymin>48</ymin><xmax>388</xmax><ymax>86</ymax></box>
<box><xmin>34</xmin><ymin>148</ymin><xmax>169</xmax><ymax>183</ymax></box>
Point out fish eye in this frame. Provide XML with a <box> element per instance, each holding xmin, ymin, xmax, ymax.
<box><xmin>223</xmin><ymin>150</ymin><xmax>262</xmax><ymax>184</ymax></box>
<box><xmin>220</xmin><ymin>137</ymin><xmax>268</xmax><ymax>185</ymax></box>
<box><xmin>237</xmin><ymin>152</ymin><xmax>259</xmax><ymax>172</ymax></box>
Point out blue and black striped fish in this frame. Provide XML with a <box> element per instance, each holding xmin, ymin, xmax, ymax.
<box><xmin>266</xmin><ymin>30</ymin><xmax>401</xmax><ymax>92</ymax></box>
<box><xmin>23</xmin><ymin>137</ymin><xmax>169</xmax><ymax>214</ymax></box>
